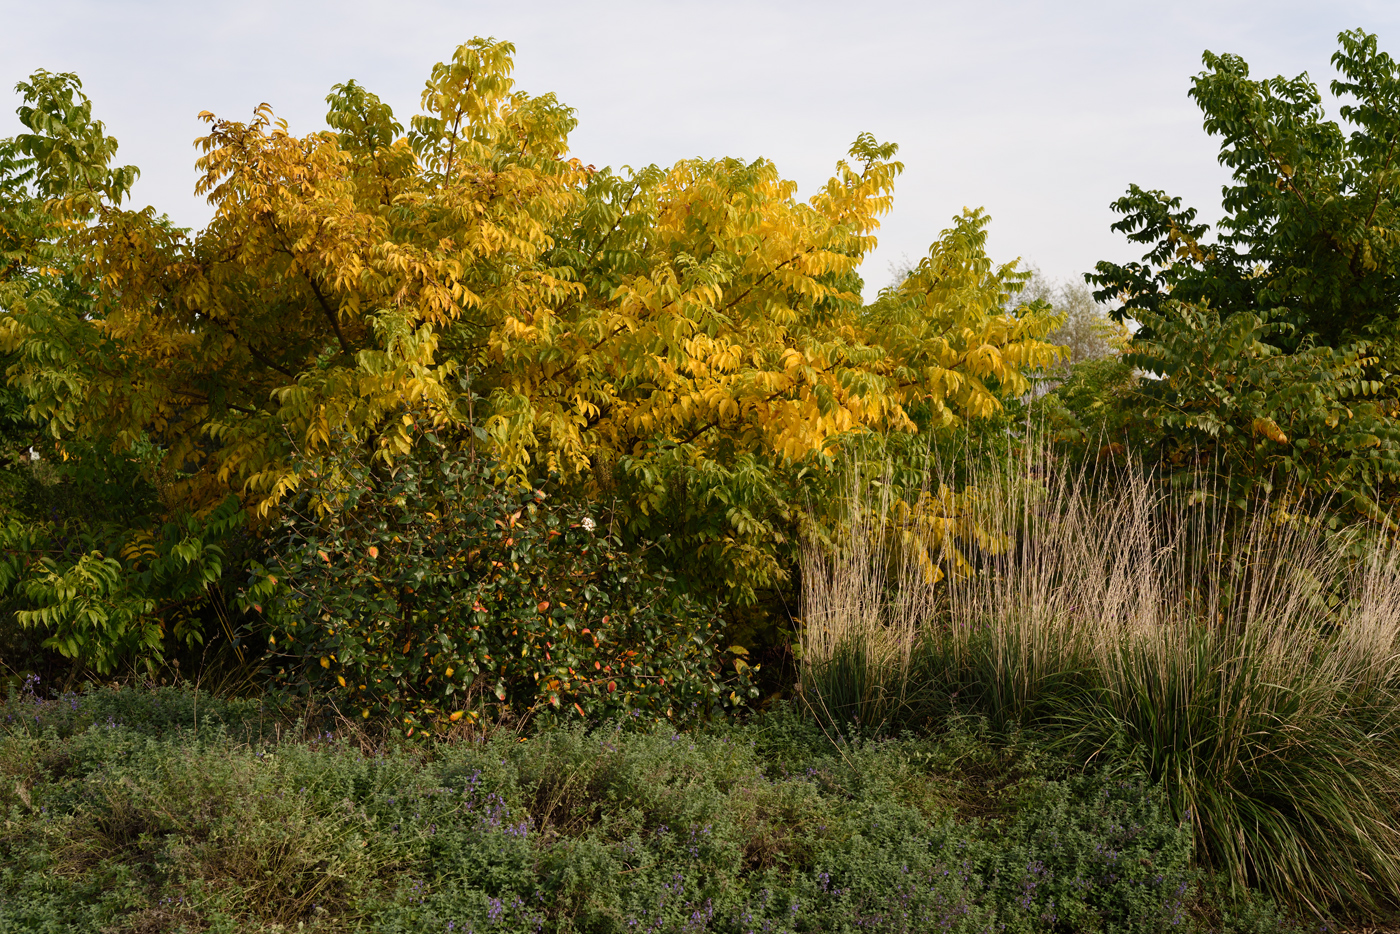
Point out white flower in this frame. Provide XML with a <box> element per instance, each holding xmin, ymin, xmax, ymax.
<box><xmin>581</xmin><ymin>517</ymin><xmax>596</xmax><ymax>531</ymax></box>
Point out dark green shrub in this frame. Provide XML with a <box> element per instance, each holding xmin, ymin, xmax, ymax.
<box><xmin>1039</xmin><ymin>304</ymin><xmax>1400</xmax><ymax>521</ymax></box>
<box><xmin>249</xmin><ymin>424</ymin><xmax>755</xmax><ymax>733</ymax></box>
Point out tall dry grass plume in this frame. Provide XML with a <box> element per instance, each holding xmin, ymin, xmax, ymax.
<box><xmin>800</xmin><ymin>450</ymin><xmax>1400</xmax><ymax>915</ymax></box>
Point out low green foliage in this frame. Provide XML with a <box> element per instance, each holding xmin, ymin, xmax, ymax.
<box><xmin>2</xmin><ymin>676</ymin><xmax>281</xmax><ymax>740</ymax></box>
<box><xmin>250</xmin><ymin>423</ymin><xmax>755</xmax><ymax>734</ymax></box>
<box><xmin>0</xmin><ymin>684</ymin><xmax>1307</xmax><ymax>934</ymax></box>
<box><xmin>0</xmin><ymin>440</ymin><xmax>248</xmax><ymax>680</ymax></box>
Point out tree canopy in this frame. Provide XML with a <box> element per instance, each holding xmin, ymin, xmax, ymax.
<box><xmin>1077</xmin><ymin>28</ymin><xmax>1400</xmax><ymax>516</ymax></box>
<box><xmin>0</xmin><ymin>37</ymin><xmax>1064</xmax><ymax>675</ymax></box>
<box><xmin>1092</xmin><ymin>29</ymin><xmax>1400</xmax><ymax>360</ymax></box>
<box><xmin>3</xmin><ymin>40</ymin><xmax>1060</xmax><ymax>515</ymax></box>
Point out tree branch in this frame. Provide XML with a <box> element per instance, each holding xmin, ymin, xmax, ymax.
<box><xmin>304</xmin><ymin>273</ymin><xmax>355</xmax><ymax>357</ymax></box>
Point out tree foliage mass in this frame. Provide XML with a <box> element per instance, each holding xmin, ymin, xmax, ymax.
<box><xmin>0</xmin><ymin>39</ymin><xmax>1062</xmax><ymax>687</ymax></box>
<box><xmin>1072</xmin><ymin>28</ymin><xmax>1400</xmax><ymax>515</ymax></box>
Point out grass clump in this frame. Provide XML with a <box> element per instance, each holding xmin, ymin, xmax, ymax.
<box><xmin>801</xmin><ymin>459</ymin><xmax>1400</xmax><ymax>919</ymax></box>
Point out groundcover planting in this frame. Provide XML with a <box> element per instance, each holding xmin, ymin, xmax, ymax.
<box><xmin>0</xmin><ymin>683</ymin><xmax>1310</xmax><ymax>934</ymax></box>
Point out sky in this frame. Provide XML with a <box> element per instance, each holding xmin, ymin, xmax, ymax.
<box><xmin>4</xmin><ymin>0</ymin><xmax>1400</xmax><ymax>297</ymax></box>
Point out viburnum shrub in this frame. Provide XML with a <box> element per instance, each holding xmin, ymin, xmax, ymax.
<box><xmin>246</xmin><ymin>422</ymin><xmax>755</xmax><ymax>733</ymax></box>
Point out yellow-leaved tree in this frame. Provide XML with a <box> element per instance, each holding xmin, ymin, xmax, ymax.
<box><xmin>2</xmin><ymin>37</ymin><xmax>1063</xmax><ymax>634</ymax></box>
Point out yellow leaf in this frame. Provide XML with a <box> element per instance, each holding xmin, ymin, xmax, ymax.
<box><xmin>1252</xmin><ymin>417</ymin><xmax>1289</xmax><ymax>444</ymax></box>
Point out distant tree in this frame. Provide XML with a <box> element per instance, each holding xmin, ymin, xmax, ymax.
<box><xmin>1016</xmin><ymin>268</ymin><xmax>1125</xmax><ymax>370</ymax></box>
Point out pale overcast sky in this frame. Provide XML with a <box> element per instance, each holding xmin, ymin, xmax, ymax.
<box><xmin>4</xmin><ymin>0</ymin><xmax>1400</xmax><ymax>296</ymax></box>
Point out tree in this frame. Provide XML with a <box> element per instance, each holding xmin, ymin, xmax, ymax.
<box><xmin>0</xmin><ymin>72</ymin><xmax>239</xmax><ymax>680</ymax></box>
<box><xmin>0</xmin><ymin>39</ymin><xmax>1065</xmax><ymax>672</ymax></box>
<box><xmin>1014</xmin><ymin>269</ymin><xmax>1124</xmax><ymax>370</ymax></box>
<box><xmin>1091</xmin><ymin>28</ymin><xmax>1400</xmax><ymax>362</ymax></box>
<box><xmin>1083</xmin><ymin>29</ymin><xmax>1400</xmax><ymax>516</ymax></box>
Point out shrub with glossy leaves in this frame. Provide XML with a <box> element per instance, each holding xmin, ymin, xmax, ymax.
<box><xmin>248</xmin><ymin>422</ymin><xmax>755</xmax><ymax>733</ymax></box>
